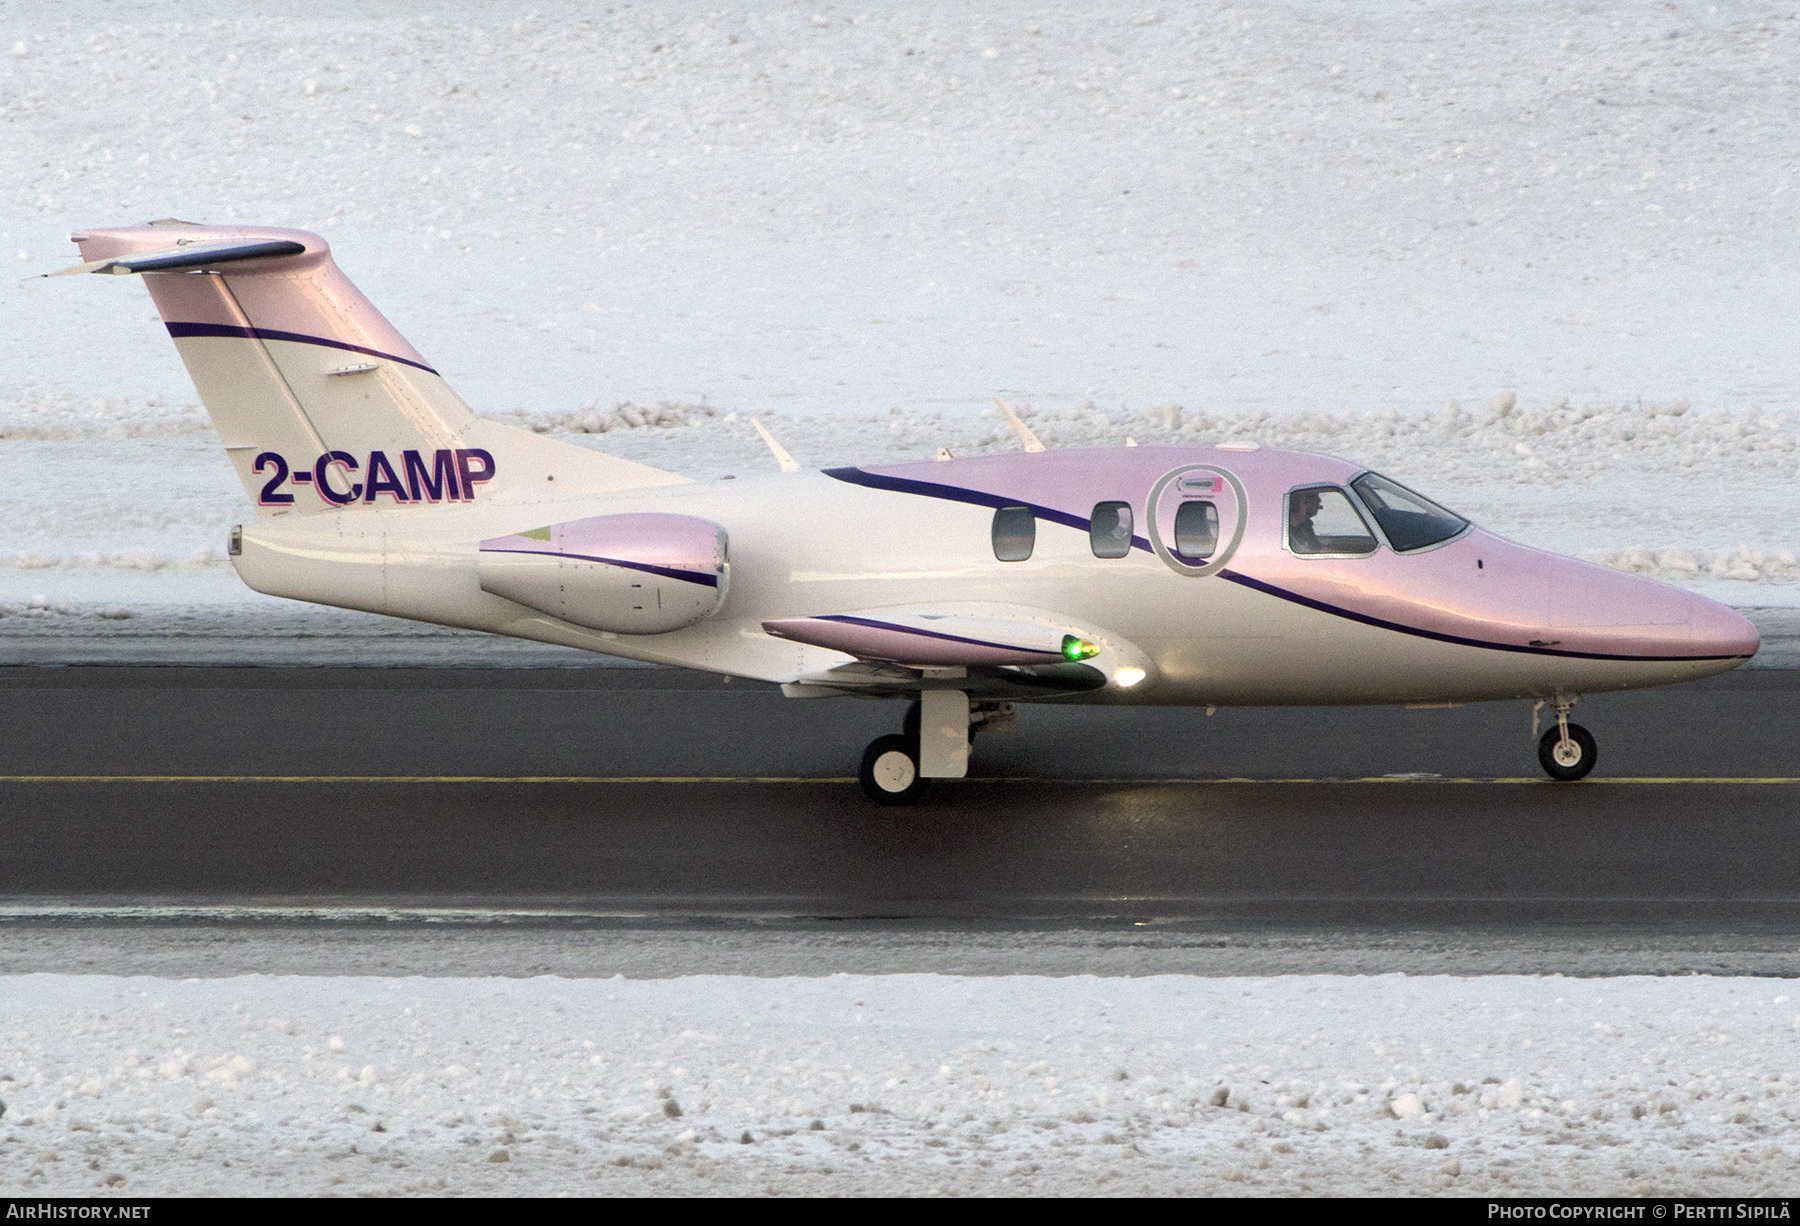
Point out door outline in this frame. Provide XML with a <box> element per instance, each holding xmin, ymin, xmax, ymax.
<box><xmin>1145</xmin><ymin>464</ymin><xmax>1247</xmax><ymax>578</ymax></box>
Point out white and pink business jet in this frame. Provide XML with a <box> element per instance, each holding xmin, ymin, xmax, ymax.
<box><xmin>43</xmin><ymin>223</ymin><xmax>1759</xmax><ymax>802</ymax></box>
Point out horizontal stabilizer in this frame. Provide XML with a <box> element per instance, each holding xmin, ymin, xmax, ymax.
<box><xmin>39</xmin><ymin>238</ymin><xmax>307</xmax><ymax>279</ymax></box>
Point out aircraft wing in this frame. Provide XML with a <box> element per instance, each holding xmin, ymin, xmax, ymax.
<box><xmin>778</xmin><ymin>657</ymin><xmax>1109</xmax><ymax>701</ymax></box>
<box><xmin>763</xmin><ymin>607</ymin><xmax>1096</xmax><ymax>668</ymax></box>
<box><xmin>764</xmin><ymin>603</ymin><xmax>1129</xmax><ymax>699</ymax></box>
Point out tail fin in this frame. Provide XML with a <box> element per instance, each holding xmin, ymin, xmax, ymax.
<box><xmin>62</xmin><ymin>221</ymin><xmax>688</xmax><ymax>517</ymax></box>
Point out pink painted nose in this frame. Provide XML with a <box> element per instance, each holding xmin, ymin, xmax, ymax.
<box><xmin>1533</xmin><ymin>558</ymin><xmax>1758</xmax><ymax>663</ymax></box>
<box><xmin>1684</xmin><ymin>593</ymin><xmax>1760</xmax><ymax>661</ymax></box>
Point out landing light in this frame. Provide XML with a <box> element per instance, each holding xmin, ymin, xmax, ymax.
<box><xmin>1114</xmin><ymin>667</ymin><xmax>1147</xmax><ymax>688</ymax></box>
<box><xmin>1061</xmin><ymin>635</ymin><xmax>1100</xmax><ymax>662</ymax></box>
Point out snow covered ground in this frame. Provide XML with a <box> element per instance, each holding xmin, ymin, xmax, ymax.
<box><xmin>0</xmin><ymin>972</ymin><xmax>1792</xmax><ymax>1197</ymax></box>
<box><xmin>8</xmin><ymin>0</ymin><xmax>1800</xmax><ymax>418</ymax></box>
<box><xmin>1</xmin><ymin>1</ymin><xmax>1799</xmax><ymax>617</ymax></box>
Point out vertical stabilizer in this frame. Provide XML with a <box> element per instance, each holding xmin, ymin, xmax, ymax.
<box><xmin>64</xmin><ymin>222</ymin><xmax>688</xmax><ymax>516</ymax></box>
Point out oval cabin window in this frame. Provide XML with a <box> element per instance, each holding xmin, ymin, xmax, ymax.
<box><xmin>1172</xmin><ymin>500</ymin><xmax>1218</xmax><ymax>561</ymax></box>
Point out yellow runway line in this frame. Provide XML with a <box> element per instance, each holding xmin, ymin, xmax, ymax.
<box><xmin>0</xmin><ymin>775</ymin><xmax>856</xmax><ymax>784</ymax></box>
<box><xmin>0</xmin><ymin>774</ymin><xmax>1797</xmax><ymax>785</ymax></box>
<box><xmin>962</xmin><ymin>776</ymin><xmax>1800</xmax><ymax>785</ymax></box>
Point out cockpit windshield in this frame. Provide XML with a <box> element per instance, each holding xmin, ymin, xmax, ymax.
<box><xmin>1349</xmin><ymin>472</ymin><xmax>1469</xmax><ymax>552</ymax></box>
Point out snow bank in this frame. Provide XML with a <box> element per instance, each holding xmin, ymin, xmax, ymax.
<box><xmin>1591</xmin><ymin>546</ymin><xmax>1800</xmax><ymax>587</ymax></box>
<box><xmin>0</xmin><ymin>599</ymin><xmax>630</xmax><ymax>665</ymax></box>
<box><xmin>0</xmin><ymin>973</ymin><xmax>1792</xmax><ymax>1197</ymax></box>
<box><xmin>488</xmin><ymin>400</ymin><xmax>721</xmax><ymax>437</ymax></box>
<box><xmin>0</xmin><ymin>395</ymin><xmax>210</xmax><ymax>441</ymax></box>
<box><xmin>3</xmin><ymin>548</ymin><xmax>224</xmax><ymax>573</ymax></box>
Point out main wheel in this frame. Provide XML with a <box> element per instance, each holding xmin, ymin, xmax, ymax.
<box><xmin>1537</xmin><ymin>723</ymin><xmax>1597</xmax><ymax>782</ymax></box>
<box><xmin>859</xmin><ymin>734</ymin><xmax>930</xmax><ymax>805</ymax></box>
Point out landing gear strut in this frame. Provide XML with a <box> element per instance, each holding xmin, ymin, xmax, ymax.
<box><xmin>1535</xmin><ymin>697</ymin><xmax>1596</xmax><ymax>782</ymax></box>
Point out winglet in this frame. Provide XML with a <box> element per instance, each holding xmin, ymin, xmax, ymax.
<box><xmin>993</xmin><ymin>396</ymin><xmax>1046</xmax><ymax>453</ymax></box>
<box><xmin>750</xmin><ymin>417</ymin><xmax>801</xmax><ymax>473</ymax></box>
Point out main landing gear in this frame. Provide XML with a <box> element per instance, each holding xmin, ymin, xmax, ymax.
<box><xmin>1535</xmin><ymin>697</ymin><xmax>1597</xmax><ymax>782</ymax></box>
<box><xmin>857</xmin><ymin>694</ymin><xmax>1016</xmax><ymax>805</ymax></box>
<box><xmin>860</xmin><ymin>734</ymin><xmax>930</xmax><ymax>805</ymax></box>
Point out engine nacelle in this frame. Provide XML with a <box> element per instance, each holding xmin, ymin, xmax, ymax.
<box><xmin>478</xmin><ymin>512</ymin><xmax>728</xmax><ymax>635</ymax></box>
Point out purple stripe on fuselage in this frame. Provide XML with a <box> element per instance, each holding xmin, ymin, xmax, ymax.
<box><xmin>815</xmin><ymin>614</ymin><xmax>1063</xmax><ymax>657</ymax></box>
<box><xmin>1217</xmin><ymin>569</ymin><xmax>1748</xmax><ymax>663</ymax></box>
<box><xmin>825</xmin><ymin>465</ymin><xmax>1750</xmax><ymax>665</ymax></box>
<box><xmin>477</xmin><ymin>547</ymin><xmax>718</xmax><ymax>587</ymax></box>
<box><xmin>823</xmin><ymin>466</ymin><xmax>1155</xmax><ymax>552</ymax></box>
<box><xmin>164</xmin><ymin>322</ymin><xmax>439</xmax><ymax>375</ymax></box>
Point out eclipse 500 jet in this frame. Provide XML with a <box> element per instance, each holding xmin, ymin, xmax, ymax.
<box><xmin>42</xmin><ymin>223</ymin><xmax>1759</xmax><ymax>801</ymax></box>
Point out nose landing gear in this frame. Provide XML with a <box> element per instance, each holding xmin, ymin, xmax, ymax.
<box><xmin>1535</xmin><ymin>697</ymin><xmax>1597</xmax><ymax>782</ymax></box>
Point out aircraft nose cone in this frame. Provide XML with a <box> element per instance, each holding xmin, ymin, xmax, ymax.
<box><xmin>1540</xmin><ymin>560</ymin><xmax>1757</xmax><ymax>666</ymax></box>
<box><xmin>1685</xmin><ymin>593</ymin><xmax>1760</xmax><ymax>660</ymax></box>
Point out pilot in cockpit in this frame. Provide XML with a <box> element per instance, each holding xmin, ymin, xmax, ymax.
<box><xmin>1287</xmin><ymin>488</ymin><xmax>1324</xmax><ymax>553</ymax></box>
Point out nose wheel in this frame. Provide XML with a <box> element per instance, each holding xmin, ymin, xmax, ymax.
<box><xmin>1535</xmin><ymin>698</ymin><xmax>1597</xmax><ymax>781</ymax></box>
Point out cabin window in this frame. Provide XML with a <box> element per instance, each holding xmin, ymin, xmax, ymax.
<box><xmin>1287</xmin><ymin>487</ymin><xmax>1377</xmax><ymax>556</ymax></box>
<box><xmin>1089</xmin><ymin>501</ymin><xmax>1133</xmax><ymax>558</ymax></box>
<box><xmin>1172</xmin><ymin>501</ymin><xmax>1219</xmax><ymax>560</ymax></box>
<box><xmin>992</xmin><ymin>505</ymin><xmax>1035</xmax><ymax>561</ymax></box>
<box><xmin>1349</xmin><ymin>471</ymin><xmax>1469</xmax><ymax>552</ymax></box>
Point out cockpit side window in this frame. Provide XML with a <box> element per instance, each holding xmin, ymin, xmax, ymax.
<box><xmin>1349</xmin><ymin>472</ymin><xmax>1470</xmax><ymax>552</ymax></box>
<box><xmin>1287</xmin><ymin>486</ymin><xmax>1377</xmax><ymax>557</ymax></box>
<box><xmin>992</xmin><ymin>505</ymin><xmax>1035</xmax><ymax>561</ymax></box>
<box><xmin>1089</xmin><ymin>501</ymin><xmax>1133</xmax><ymax>559</ymax></box>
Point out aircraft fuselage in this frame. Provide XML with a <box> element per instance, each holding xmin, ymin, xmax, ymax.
<box><xmin>232</xmin><ymin>443</ymin><xmax>1757</xmax><ymax>707</ymax></box>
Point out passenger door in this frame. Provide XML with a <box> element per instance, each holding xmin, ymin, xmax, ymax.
<box><xmin>1146</xmin><ymin>465</ymin><xmax>1245</xmax><ymax>577</ymax></box>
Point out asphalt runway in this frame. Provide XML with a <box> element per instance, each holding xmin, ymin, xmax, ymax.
<box><xmin>4</xmin><ymin>775</ymin><xmax>1799</xmax><ymax>921</ymax></box>
<box><xmin>0</xmin><ymin>666</ymin><xmax>1796</xmax><ymax>932</ymax></box>
<box><xmin>0</xmin><ymin>663</ymin><xmax>1794</xmax><ymax>780</ymax></box>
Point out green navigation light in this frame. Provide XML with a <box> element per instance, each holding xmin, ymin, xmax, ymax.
<box><xmin>1061</xmin><ymin>634</ymin><xmax>1099</xmax><ymax>662</ymax></box>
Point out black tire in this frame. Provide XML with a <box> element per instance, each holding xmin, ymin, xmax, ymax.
<box><xmin>859</xmin><ymin>734</ymin><xmax>930</xmax><ymax>805</ymax></box>
<box><xmin>1538</xmin><ymin>723</ymin><xmax>1597</xmax><ymax>782</ymax></box>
